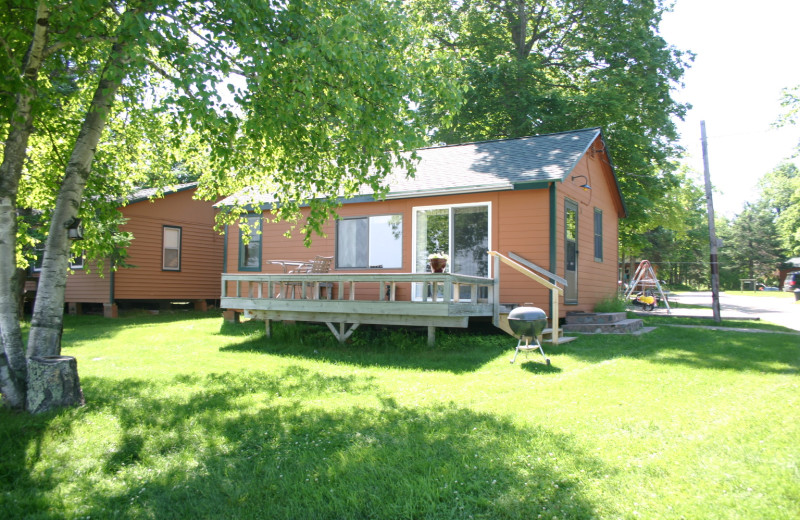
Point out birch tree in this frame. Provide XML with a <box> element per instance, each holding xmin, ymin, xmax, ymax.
<box><xmin>1</xmin><ymin>0</ymin><xmax>457</xmax><ymax>412</ymax></box>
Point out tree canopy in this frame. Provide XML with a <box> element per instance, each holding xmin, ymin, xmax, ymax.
<box><xmin>408</xmin><ymin>0</ymin><xmax>692</xmax><ymax>247</ymax></box>
<box><xmin>0</xmin><ymin>0</ymin><xmax>458</xmax><ymax>411</ymax></box>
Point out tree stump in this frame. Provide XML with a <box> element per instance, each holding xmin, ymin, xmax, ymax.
<box><xmin>26</xmin><ymin>356</ymin><xmax>85</xmax><ymax>414</ymax></box>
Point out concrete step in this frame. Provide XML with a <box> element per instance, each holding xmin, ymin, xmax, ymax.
<box><xmin>565</xmin><ymin>312</ymin><xmax>627</xmax><ymax>325</ymax></box>
<box><xmin>562</xmin><ymin>318</ymin><xmax>644</xmax><ymax>334</ymax></box>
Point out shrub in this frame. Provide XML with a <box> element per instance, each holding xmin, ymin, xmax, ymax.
<box><xmin>593</xmin><ymin>294</ymin><xmax>628</xmax><ymax>313</ymax></box>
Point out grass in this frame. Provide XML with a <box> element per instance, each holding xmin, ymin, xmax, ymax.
<box><xmin>1</xmin><ymin>310</ymin><xmax>799</xmax><ymax>519</ymax></box>
<box><xmin>638</xmin><ymin>314</ymin><xmax>799</xmax><ymax>333</ymax></box>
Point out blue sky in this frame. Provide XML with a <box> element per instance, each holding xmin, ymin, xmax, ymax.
<box><xmin>660</xmin><ymin>0</ymin><xmax>800</xmax><ymax>216</ymax></box>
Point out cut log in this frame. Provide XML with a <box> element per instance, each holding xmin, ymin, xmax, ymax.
<box><xmin>26</xmin><ymin>356</ymin><xmax>85</xmax><ymax>414</ymax></box>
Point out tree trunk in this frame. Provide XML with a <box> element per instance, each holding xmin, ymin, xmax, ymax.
<box><xmin>0</xmin><ymin>2</ymin><xmax>51</xmax><ymax>409</ymax></box>
<box><xmin>26</xmin><ymin>356</ymin><xmax>84</xmax><ymax>414</ymax></box>
<box><xmin>28</xmin><ymin>38</ymin><xmax>132</xmax><ymax>359</ymax></box>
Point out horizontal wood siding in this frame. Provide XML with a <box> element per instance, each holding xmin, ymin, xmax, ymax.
<box><xmin>64</xmin><ymin>262</ymin><xmax>111</xmax><ymax>303</ymax></box>
<box><xmin>96</xmin><ymin>188</ymin><xmax>223</xmax><ymax>301</ymax></box>
<box><xmin>225</xmin><ymin>142</ymin><xmax>623</xmax><ymax>318</ymax></box>
<box><xmin>555</xmin><ymin>137</ymin><xmax>621</xmax><ymax>314</ymax></box>
<box><xmin>495</xmin><ymin>189</ymin><xmax>552</xmax><ymax>309</ymax></box>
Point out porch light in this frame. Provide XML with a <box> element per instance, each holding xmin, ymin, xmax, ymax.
<box><xmin>65</xmin><ymin>217</ymin><xmax>84</xmax><ymax>240</ymax></box>
<box><xmin>570</xmin><ymin>174</ymin><xmax>591</xmax><ymax>191</ymax></box>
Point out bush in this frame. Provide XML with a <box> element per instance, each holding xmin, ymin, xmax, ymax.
<box><xmin>593</xmin><ymin>294</ymin><xmax>628</xmax><ymax>313</ymax></box>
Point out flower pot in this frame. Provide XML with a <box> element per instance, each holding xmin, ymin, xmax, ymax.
<box><xmin>429</xmin><ymin>258</ymin><xmax>448</xmax><ymax>273</ymax></box>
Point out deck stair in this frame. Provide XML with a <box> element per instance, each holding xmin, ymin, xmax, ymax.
<box><xmin>562</xmin><ymin>312</ymin><xmax>649</xmax><ymax>334</ymax></box>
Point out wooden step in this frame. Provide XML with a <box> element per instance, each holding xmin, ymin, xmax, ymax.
<box><xmin>541</xmin><ymin>328</ymin><xmax>578</xmax><ymax>344</ymax></box>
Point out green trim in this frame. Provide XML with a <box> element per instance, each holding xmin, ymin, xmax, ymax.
<box><xmin>238</xmin><ymin>215</ymin><xmax>262</xmax><ymax>271</ymax></box>
<box><xmin>513</xmin><ymin>180</ymin><xmax>553</xmax><ymax>191</ymax></box>
<box><xmin>548</xmin><ymin>182</ymin><xmax>557</xmax><ymax>317</ymax></box>
<box><xmin>593</xmin><ymin>208</ymin><xmax>603</xmax><ymax>262</ymax></box>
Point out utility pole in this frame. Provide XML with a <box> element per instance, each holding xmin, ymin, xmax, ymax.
<box><xmin>700</xmin><ymin>121</ymin><xmax>721</xmax><ymax>322</ymax></box>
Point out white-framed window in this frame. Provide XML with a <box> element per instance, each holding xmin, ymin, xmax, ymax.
<box><xmin>163</xmin><ymin>226</ymin><xmax>181</xmax><ymax>271</ymax></box>
<box><xmin>70</xmin><ymin>251</ymin><xmax>85</xmax><ymax>269</ymax></box>
<box><xmin>336</xmin><ymin>215</ymin><xmax>403</xmax><ymax>269</ymax></box>
<box><xmin>31</xmin><ymin>249</ymin><xmax>84</xmax><ymax>271</ymax></box>
<box><xmin>412</xmin><ymin>202</ymin><xmax>491</xmax><ymax>299</ymax></box>
<box><xmin>31</xmin><ymin>248</ymin><xmax>44</xmax><ymax>273</ymax></box>
<box><xmin>412</xmin><ymin>202</ymin><xmax>491</xmax><ymax>275</ymax></box>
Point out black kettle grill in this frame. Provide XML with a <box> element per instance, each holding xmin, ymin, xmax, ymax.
<box><xmin>507</xmin><ymin>306</ymin><xmax>550</xmax><ymax>365</ymax></box>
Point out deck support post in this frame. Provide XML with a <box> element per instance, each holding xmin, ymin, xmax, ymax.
<box><xmin>265</xmin><ymin>319</ymin><xmax>271</xmax><ymax>338</ymax></box>
<box><xmin>427</xmin><ymin>325</ymin><xmax>435</xmax><ymax>347</ymax></box>
<box><xmin>492</xmin><ymin>254</ymin><xmax>500</xmax><ymax>327</ymax></box>
<box><xmin>325</xmin><ymin>322</ymin><xmax>360</xmax><ymax>343</ymax></box>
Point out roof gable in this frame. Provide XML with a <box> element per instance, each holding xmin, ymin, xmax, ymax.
<box><xmin>383</xmin><ymin>127</ymin><xmax>601</xmax><ymax>197</ymax></box>
<box><xmin>216</xmin><ymin>128</ymin><xmax>625</xmax><ymax>212</ymax></box>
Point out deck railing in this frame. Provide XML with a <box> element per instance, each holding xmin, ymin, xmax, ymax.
<box><xmin>221</xmin><ymin>272</ymin><xmax>495</xmax><ymax>305</ymax></box>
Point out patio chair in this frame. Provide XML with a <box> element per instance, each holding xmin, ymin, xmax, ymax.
<box><xmin>284</xmin><ymin>255</ymin><xmax>333</xmax><ymax>299</ymax></box>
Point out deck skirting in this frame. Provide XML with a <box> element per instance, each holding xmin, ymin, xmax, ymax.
<box><xmin>221</xmin><ymin>272</ymin><xmax>496</xmax><ymax>345</ymax></box>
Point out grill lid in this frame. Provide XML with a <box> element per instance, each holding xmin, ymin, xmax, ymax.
<box><xmin>507</xmin><ymin>306</ymin><xmax>548</xmax><ymax>338</ymax></box>
<box><xmin>508</xmin><ymin>306</ymin><xmax>547</xmax><ymax>322</ymax></box>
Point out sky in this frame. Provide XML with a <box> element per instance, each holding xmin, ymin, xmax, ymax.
<box><xmin>659</xmin><ymin>0</ymin><xmax>800</xmax><ymax>216</ymax></box>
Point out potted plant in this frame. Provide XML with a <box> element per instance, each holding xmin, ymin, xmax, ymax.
<box><xmin>428</xmin><ymin>252</ymin><xmax>449</xmax><ymax>273</ymax></box>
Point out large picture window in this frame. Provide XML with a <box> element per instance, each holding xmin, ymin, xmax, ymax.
<box><xmin>238</xmin><ymin>215</ymin><xmax>262</xmax><ymax>271</ymax></box>
<box><xmin>336</xmin><ymin>215</ymin><xmax>402</xmax><ymax>269</ymax></box>
<box><xmin>413</xmin><ymin>203</ymin><xmax>490</xmax><ymax>277</ymax></box>
<box><xmin>163</xmin><ymin>226</ymin><xmax>181</xmax><ymax>271</ymax></box>
<box><xmin>594</xmin><ymin>208</ymin><xmax>603</xmax><ymax>262</ymax></box>
<box><xmin>412</xmin><ymin>202</ymin><xmax>490</xmax><ymax>301</ymax></box>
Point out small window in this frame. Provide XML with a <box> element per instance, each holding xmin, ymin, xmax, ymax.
<box><xmin>238</xmin><ymin>215</ymin><xmax>262</xmax><ymax>271</ymax></box>
<box><xmin>31</xmin><ymin>248</ymin><xmax>44</xmax><ymax>273</ymax></box>
<box><xmin>70</xmin><ymin>251</ymin><xmax>85</xmax><ymax>269</ymax></box>
<box><xmin>594</xmin><ymin>208</ymin><xmax>603</xmax><ymax>262</ymax></box>
<box><xmin>163</xmin><ymin>226</ymin><xmax>182</xmax><ymax>271</ymax></box>
<box><xmin>336</xmin><ymin>215</ymin><xmax>402</xmax><ymax>269</ymax></box>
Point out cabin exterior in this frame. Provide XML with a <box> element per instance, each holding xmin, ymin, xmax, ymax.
<box><xmin>41</xmin><ymin>184</ymin><xmax>224</xmax><ymax>317</ymax></box>
<box><xmin>220</xmin><ymin>128</ymin><xmax>626</xmax><ymax>338</ymax></box>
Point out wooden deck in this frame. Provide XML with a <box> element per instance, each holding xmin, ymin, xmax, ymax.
<box><xmin>221</xmin><ymin>272</ymin><xmax>497</xmax><ymax>344</ymax></box>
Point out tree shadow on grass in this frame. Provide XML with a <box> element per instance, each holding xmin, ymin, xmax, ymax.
<box><xmin>11</xmin><ymin>370</ymin><xmax>612</xmax><ymax>519</ymax></box>
<box><xmin>560</xmin><ymin>327</ymin><xmax>799</xmax><ymax>374</ymax></box>
<box><xmin>218</xmin><ymin>319</ymin><xmax>511</xmax><ymax>374</ymax></box>
<box><xmin>0</xmin><ymin>407</ymin><xmax>65</xmax><ymax>519</ymax></box>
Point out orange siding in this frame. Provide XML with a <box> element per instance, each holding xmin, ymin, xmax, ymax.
<box><xmin>225</xmin><ymin>141</ymin><xmax>623</xmax><ymax>317</ymax></box>
<box><xmin>65</xmin><ymin>188</ymin><xmax>223</xmax><ymax>303</ymax></box>
<box><xmin>554</xmin><ymin>137</ymin><xmax>621</xmax><ymax>314</ymax></box>
<box><xmin>64</xmin><ymin>262</ymin><xmax>111</xmax><ymax>303</ymax></box>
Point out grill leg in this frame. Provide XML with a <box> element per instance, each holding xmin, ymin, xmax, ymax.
<box><xmin>511</xmin><ymin>337</ymin><xmax>527</xmax><ymax>364</ymax></box>
<box><xmin>511</xmin><ymin>337</ymin><xmax>551</xmax><ymax>366</ymax></box>
<box><xmin>534</xmin><ymin>338</ymin><xmax>551</xmax><ymax>366</ymax></box>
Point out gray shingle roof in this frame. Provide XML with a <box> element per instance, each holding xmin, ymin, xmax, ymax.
<box><xmin>382</xmin><ymin>127</ymin><xmax>601</xmax><ymax>197</ymax></box>
<box><xmin>125</xmin><ymin>182</ymin><xmax>198</xmax><ymax>205</ymax></box>
<box><xmin>217</xmin><ymin>127</ymin><xmax>610</xmax><ymax>206</ymax></box>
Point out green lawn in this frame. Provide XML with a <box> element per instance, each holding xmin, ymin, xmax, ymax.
<box><xmin>1</xmin><ymin>311</ymin><xmax>798</xmax><ymax>519</ymax></box>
